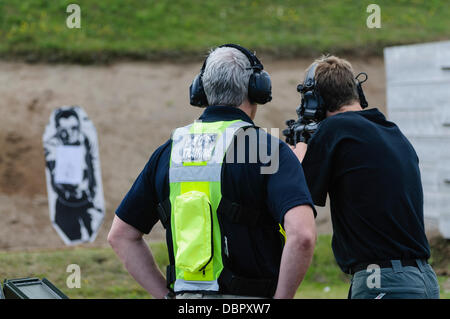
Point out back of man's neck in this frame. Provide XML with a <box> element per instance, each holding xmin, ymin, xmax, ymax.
<box><xmin>237</xmin><ymin>100</ymin><xmax>257</xmax><ymax>121</ymax></box>
<box><xmin>326</xmin><ymin>103</ymin><xmax>362</xmax><ymax>118</ymax></box>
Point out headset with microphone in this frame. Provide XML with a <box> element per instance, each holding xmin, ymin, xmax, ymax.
<box><xmin>283</xmin><ymin>62</ymin><xmax>369</xmax><ymax>145</ymax></box>
<box><xmin>297</xmin><ymin>62</ymin><xmax>369</xmax><ymax>122</ymax></box>
<box><xmin>189</xmin><ymin>44</ymin><xmax>272</xmax><ymax>107</ymax></box>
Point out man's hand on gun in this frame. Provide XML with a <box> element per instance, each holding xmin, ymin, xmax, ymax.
<box><xmin>283</xmin><ymin>120</ymin><xmax>319</xmax><ymax>145</ymax></box>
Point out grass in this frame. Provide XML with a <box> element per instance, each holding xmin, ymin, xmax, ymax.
<box><xmin>0</xmin><ymin>0</ymin><xmax>449</xmax><ymax>63</ymax></box>
<box><xmin>0</xmin><ymin>242</ymin><xmax>170</xmax><ymax>299</ymax></box>
<box><xmin>0</xmin><ymin>235</ymin><xmax>448</xmax><ymax>299</ymax></box>
<box><xmin>295</xmin><ymin>234</ymin><xmax>352</xmax><ymax>298</ymax></box>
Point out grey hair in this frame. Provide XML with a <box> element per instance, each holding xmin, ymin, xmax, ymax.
<box><xmin>202</xmin><ymin>47</ymin><xmax>253</xmax><ymax>107</ymax></box>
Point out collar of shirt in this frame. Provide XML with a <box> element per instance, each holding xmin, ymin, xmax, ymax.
<box><xmin>330</xmin><ymin>107</ymin><xmax>386</xmax><ymax>124</ymax></box>
<box><xmin>355</xmin><ymin>108</ymin><xmax>392</xmax><ymax>125</ymax></box>
<box><xmin>357</xmin><ymin>108</ymin><xmax>385</xmax><ymax>120</ymax></box>
<box><xmin>198</xmin><ymin>105</ymin><xmax>254</xmax><ymax>125</ymax></box>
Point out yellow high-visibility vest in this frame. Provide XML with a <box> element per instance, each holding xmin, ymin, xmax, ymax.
<box><xmin>169</xmin><ymin>119</ymin><xmax>251</xmax><ymax>292</ymax></box>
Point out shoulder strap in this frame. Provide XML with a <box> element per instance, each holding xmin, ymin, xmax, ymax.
<box><xmin>218</xmin><ymin>197</ymin><xmax>270</xmax><ymax>227</ymax></box>
<box><xmin>156</xmin><ymin>198</ymin><xmax>171</xmax><ymax>229</ymax></box>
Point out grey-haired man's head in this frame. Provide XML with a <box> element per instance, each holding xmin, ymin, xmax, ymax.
<box><xmin>202</xmin><ymin>47</ymin><xmax>254</xmax><ymax>107</ymax></box>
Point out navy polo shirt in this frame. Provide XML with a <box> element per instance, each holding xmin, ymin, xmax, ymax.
<box><xmin>302</xmin><ymin>108</ymin><xmax>430</xmax><ymax>273</ymax></box>
<box><xmin>116</xmin><ymin>105</ymin><xmax>315</xmax><ymax>279</ymax></box>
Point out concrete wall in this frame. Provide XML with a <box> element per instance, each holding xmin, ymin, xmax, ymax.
<box><xmin>384</xmin><ymin>41</ymin><xmax>450</xmax><ymax>238</ymax></box>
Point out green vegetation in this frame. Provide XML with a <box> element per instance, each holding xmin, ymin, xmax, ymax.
<box><xmin>295</xmin><ymin>234</ymin><xmax>351</xmax><ymax>298</ymax></box>
<box><xmin>0</xmin><ymin>235</ymin><xmax>448</xmax><ymax>299</ymax></box>
<box><xmin>0</xmin><ymin>0</ymin><xmax>449</xmax><ymax>62</ymax></box>
<box><xmin>0</xmin><ymin>242</ymin><xmax>169</xmax><ymax>299</ymax></box>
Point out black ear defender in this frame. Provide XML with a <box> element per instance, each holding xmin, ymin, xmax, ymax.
<box><xmin>189</xmin><ymin>44</ymin><xmax>272</xmax><ymax>107</ymax></box>
<box><xmin>296</xmin><ymin>63</ymin><xmax>326</xmax><ymax>122</ymax></box>
<box><xmin>296</xmin><ymin>63</ymin><xmax>370</xmax><ymax>121</ymax></box>
<box><xmin>189</xmin><ymin>59</ymin><xmax>209</xmax><ymax>107</ymax></box>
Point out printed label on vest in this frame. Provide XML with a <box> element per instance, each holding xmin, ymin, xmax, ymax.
<box><xmin>182</xmin><ymin>133</ymin><xmax>217</xmax><ymax>162</ymax></box>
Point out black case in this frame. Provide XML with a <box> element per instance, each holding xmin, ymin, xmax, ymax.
<box><xmin>2</xmin><ymin>278</ymin><xmax>68</xmax><ymax>299</ymax></box>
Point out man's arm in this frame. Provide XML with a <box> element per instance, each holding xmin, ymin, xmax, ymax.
<box><xmin>274</xmin><ymin>204</ymin><xmax>316</xmax><ymax>299</ymax></box>
<box><xmin>290</xmin><ymin>142</ymin><xmax>308</xmax><ymax>163</ymax></box>
<box><xmin>108</xmin><ymin>215</ymin><xmax>169</xmax><ymax>299</ymax></box>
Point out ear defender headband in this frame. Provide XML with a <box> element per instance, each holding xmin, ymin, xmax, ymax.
<box><xmin>189</xmin><ymin>44</ymin><xmax>272</xmax><ymax>107</ymax></box>
<box><xmin>296</xmin><ymin>62</ymin><xmax>369</xmax><ymax>121</ymax></box>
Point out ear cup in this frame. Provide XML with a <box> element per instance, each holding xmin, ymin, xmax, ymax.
<box><xmin>189</xmin><ymin>73</ymin><xmax>208</xmax><ymax>107</ymax></box>
<box><xmin>190</xmin><ymin>44</ymin><xmax>272</xmax><ymax>107</ymax></box>
<box><xmin>248</xmin><ymin>70</ymin><xmax>272</xmax><ymax>104</ymax></box>
<box><xmin>297</xmin><ymin>62</ymin><xmax>327</xmax><ymax>121</ymax></box>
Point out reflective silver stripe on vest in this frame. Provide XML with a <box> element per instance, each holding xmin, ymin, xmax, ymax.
<box><xmin>169</xmin><ymin>120</ymin><xmax>252</xmax><ymax>183</ymax></box>
<box><xmin>174</xmin><ymin>279</ymin><xmax>219</xmax><ymax>293</ymax></box>
<box><xmin>169</xmin><ymin>164</ymin><xmax>222</xmax><ymax>183</ymax></box>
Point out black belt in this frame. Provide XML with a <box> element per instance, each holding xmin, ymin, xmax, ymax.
<box><xmin>166</xmin><ymin>266</ymin><xmax>276</xmax><ymax>298</ymax></box>
<box><xmin>349</xmin><ymin>259</ymin><xmax>424</xmax><ymax>275</ymax></box>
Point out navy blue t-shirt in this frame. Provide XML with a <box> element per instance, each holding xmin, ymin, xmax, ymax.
<box><xmin>116</xmin><ymin>105</ymin><xmax>315</xmax><ymax>279</ymax></box>
<box><xmin>302</xmin><ymin>108</ymin><xmax>430</xmax><ymax>273</ymax></box>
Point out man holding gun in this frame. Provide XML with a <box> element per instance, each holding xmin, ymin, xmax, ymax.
<box><xmin>286</xmin><ymin>55</ymin><xmax>439</xmax><ymax>299</ymax></box>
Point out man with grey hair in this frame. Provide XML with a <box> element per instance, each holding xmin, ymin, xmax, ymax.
<box><xmin>202</xmin><ymin>46</ymin><xmax>254</xmax><ymax>107</ymax></box>
<box><xmin>108</xmin><ymin>44</ymin><xmax>316</xmax><ymax>299</ymax></box>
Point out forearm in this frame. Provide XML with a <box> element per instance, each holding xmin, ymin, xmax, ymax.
<box><xmin>274</xmin><ymin>205</ymin><xmax>316</xmax><ymax>299</ymax></box>
<box><xmin>274</xmin><ymin>236</ymin><xmax>314</xmax><ymax>299</ymax></box>
<box><xmin>290</xmin><ymin>142</ymin><xmax>308</xmax><ymax>163</ymax></box>
<box><xmin>111</xmin><ymin>237</ymin><xmax>168</xmax><ymax>299</ymax></box>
